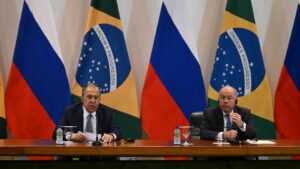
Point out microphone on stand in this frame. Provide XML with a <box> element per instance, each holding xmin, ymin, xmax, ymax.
<box><xmin>92</xmin><ymin>115</ymin><xmax>102</xmax><ymax>146</ymax></box>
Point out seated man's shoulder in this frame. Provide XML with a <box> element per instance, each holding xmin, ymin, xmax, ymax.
<box><xmin>236</xmin><ymin>106</ymin><xmax>250</xmax><ymax>113</ymax></box>
<box><xmin>205</xmin><ymin>106</ymin><xmax>220</xmax><ymax>113</ymax></box>
<box><xmin>98</xmin><ymin>104</ymin><xmax>119</xmax><ymax>119</ymax></box>
<box><xmin>99</xmin><ymin>104</ymin><xmax>115</xmax><ymax>113</ymax></box>
<box><xmin>64</xmin><ymin>103</ymin><xmax>82</xmax><ymax>112</ymax></box>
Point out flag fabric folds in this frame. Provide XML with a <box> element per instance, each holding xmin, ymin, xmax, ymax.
<box><xmin>208</xmin><ymin>0</ymin><xmax>275</xmax><ymax>139</ymax></box>
<box><xmin>72</xmin><ymin>0</ymin><xmax>141</xmax><ymax>139</ymax></box>
<box><xmin>0</xmin><ymin>69</ymin><xmax>7</xmax><ymax>139</ymax></box>
<box><xmin>275</xmin><ymin>2</ymin><xmax>300</xmax><ymax>139</ymax></box>
<box><xmin>141</xmin><ymin>3</ymin><xmax>206</xmax><ymax>140</ymax></box>
<box><xmin>5</xmin><ymin>0</ymin><xmax>71</xmax><ymax>139</ymax></box>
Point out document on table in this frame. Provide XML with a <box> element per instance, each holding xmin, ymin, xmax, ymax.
<box><xmin>245</xmin><ymin>139</ymin><xmax>276</xmax><ymax>144</ymax></box>
<box><xmin>85</xmin><ymin>132</ymin><xmax>102</xmax><ymax>142</ymax></box>
<box><xmin>212</xmin><ymin>141</ymin><xmax>230</xmax><ymax>145</ymax></box>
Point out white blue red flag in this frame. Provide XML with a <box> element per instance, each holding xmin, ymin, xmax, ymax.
<box><xmin>275</xmin><ymin>1</ymin><xmax>300</xmax><ymax>139</ymax></box>
<box><xmin>141</xmin><ymin>3</ymin><xmax>206</xmax><ymax>140</ymax></box>
<box><xmin>5</xmin><ymin>0</ymin><xmax>71</xmax><ymax>139</ymax></box>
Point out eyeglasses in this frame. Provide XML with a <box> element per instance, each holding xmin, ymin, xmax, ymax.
<box><xmin>219</xmin><ymin>95</ymin><xmax>235</xmax><ymax>101</ymax></box>
<box><xmin>84</xmin><ymin>95</ymin><xmax>100</xmax><ymax>101</ymax></box>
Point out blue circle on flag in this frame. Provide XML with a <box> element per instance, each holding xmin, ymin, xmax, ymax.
<box><xmin>210</xmin><ymin>28</ymin><xmax>265</xmax><ymax>96</ymax></box>
<box><xmin>75</xmin><ymin>24</ymin><xmax>131</xmax><ymax>93</ymax></box>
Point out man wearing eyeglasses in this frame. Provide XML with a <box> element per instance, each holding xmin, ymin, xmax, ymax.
<box><xmin>200</xmin><ymin>85</ymin><xmax>256</xmax><ymax>141</ymax></box>
<box><xmin>57</xmin><ymin>83</ymin><xmax>121</xmax><ymax>143</ymax></box>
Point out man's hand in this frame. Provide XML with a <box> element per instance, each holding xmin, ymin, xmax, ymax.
<box><xmin>231</xmin><ymin>113</ymin><xmax>244</xmax><ymax>128</ymax></box>
<box><xmin>71</xmin><ymin>131</ymin><xmax>87</xmax><ymax>142</ymax></box>
<box><xmin>223</xmin><ymin>130</ymin><xmax>238</xmax><ymax>139</ymax></box>
<box><xmin>101</xmin><ymin>133</ymin><xmax>114</xmax><ymax>143</ymax></box>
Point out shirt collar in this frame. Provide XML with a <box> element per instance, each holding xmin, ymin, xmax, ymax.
<box><xmin>223</xmin><ymin>110</ymin><xmax>233</xmax><ymax>116</ymax></box>
<box><xmin>82</xmin><ymin>105</ymin><xmax>96</xmax><ymax>118</ymax></box>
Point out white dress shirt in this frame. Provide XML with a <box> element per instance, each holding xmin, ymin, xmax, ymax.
<box><xmin>82</xmin><ymin>106</ymin><xmax>117</xmax><ymax>140</ymax></box>
<box><xmin>216</xmin><ymin>110</ymin><xmax>246</xmax><ymax>141</ymax></box>
<box><xmin>83</xmin><ymin>106</ymin><xmax>96</xmax><ymax>133</ymax></box>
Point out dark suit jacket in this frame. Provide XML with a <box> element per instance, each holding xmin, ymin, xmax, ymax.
<box><xmin>199</xmin><ymin>106</ymin><xmax>256</xmax><ymax>141</ymax></box>
<box><xmin>56</xmin><ymin>103</ymin><xmax>121</xmax><ymax>140</ymax></box>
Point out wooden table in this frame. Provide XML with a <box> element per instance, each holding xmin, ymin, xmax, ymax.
<box><xmin>0</xmin><ymin>139</ymin><xmax>300</xmax><ymax>157</ymax></box>
<box><xmin>247</xmin><ymin>139</ymin><xmax>300</xmax><ymax>156</ymax></box>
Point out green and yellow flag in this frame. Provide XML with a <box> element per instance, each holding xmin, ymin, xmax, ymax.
<box><xmin>0</xmin><ymin>69</ymin><xmax>7</xmax><ymax>139</ymax></box>
<box><xmin>72</xmin><ymin>0</ymin><xmax>141</xmax><ymax>138</ymax></box>
<box><xmin>208</xmin><ymin>0</ymin><xmax>275</xmax><ymax>139</ymax></box>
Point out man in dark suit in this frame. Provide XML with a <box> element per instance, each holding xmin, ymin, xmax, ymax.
<box><xmin>200</xmin><ymin>85</ymin><xmax>256</xmax><ymax>141</ymax></box>
<box><xmin>58</xmin><ymin>83</ymin><xmax>121</xmax><ymax>143</ymax></box>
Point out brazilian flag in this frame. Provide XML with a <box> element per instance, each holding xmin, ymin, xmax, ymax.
<box><xmin>208</xmin><ymin>0</ymin><xmax>275</xmax><ymax>139</ymax></box>
<box><xmin>72</xmin><ymin>0</ymin><xmax>141</xmax><ymax>138</ymax></box>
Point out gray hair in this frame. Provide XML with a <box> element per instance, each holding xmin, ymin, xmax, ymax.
<box><xmin>81</xmin><ymin>83</ymin><xmax>101</xmax><ymax>97</ymax></box>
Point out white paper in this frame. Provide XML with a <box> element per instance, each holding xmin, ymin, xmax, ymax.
<box><xmin>213</xmin><ymin>141</ymin><xmax>230</xmax><ymax>145</ymax></box>
<box><xmin>85</xmin><ymin>132</ymin><xmax>101</xmax><ymax>142</ymax></box>
<box><xmin>245</xmin><ymin>139</ymin><xmax>276</xmax><ymax>144</ymax></box>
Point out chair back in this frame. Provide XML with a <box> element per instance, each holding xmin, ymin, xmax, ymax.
<box><xmin>190</xmin><ymin>111</ymin><xmax>203</xmax><ymax>139</ymax></box>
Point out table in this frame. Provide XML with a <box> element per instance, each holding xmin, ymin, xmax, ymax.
<box><xmin>1</xmin><ymin>139</ymin><xmax>300</xmax><ymax>157</ymax></box>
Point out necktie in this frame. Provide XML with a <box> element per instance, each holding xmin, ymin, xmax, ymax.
<box><xmin>86</xmin><ymin>114</ymin><xmax>93</xmax><ymax>133</ymax></box>
<box><xmin>225</xmin><ymin>114</ymin><xmax>232</xmax><ymax>130</ymax></box>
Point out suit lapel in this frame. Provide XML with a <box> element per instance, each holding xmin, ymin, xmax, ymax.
<box><xmin>74</xmin><ymin>105</ymin><xmax>84</xmax><ymax>132</ymax></box>
<box><xmin>216</xmin><ymin>107</ymin><xmax>224</xmax><ymax>131</ymax></box>
<box><xmin>232</xmin><ymin>106</ymin><xmax>240</xmax><ymax>130</ymax></box>
<box><xmin>96</xmin><ymin>106</ymin><xmax>103</xmax><ymax>134</ymax></box>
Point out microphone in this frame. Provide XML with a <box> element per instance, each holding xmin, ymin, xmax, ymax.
<box><xmin>227</xmin><ymin>139</ymin><xmax>241</xmax><ymax>145</ymax></box>
<box><xmin>92</xmin><ymin>114</ymin><xmax>102</xmax><ymax>146</ymax></box>
<box><xmin>227</xmin><ymin>126</ymin><xmax>243</xmax><ymax>145</ymax></box>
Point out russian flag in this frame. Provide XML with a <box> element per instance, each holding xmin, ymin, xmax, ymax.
<box><xmin>141</xmin><ymin>3</ymin><xmax>206</xmax><ymax>140</ymax></box>
<box><xmin>0</xmin><ymin>68</ymin><xmax>6</xmax><ymax>139</ymax></box>
<box><xmin>275</xmin><ymin>2</ymin><xmax>300</xmax><ymax>139</ymax></box>
<box><xmin>5</xmin><ymin>0</ymin><xmax>71</xmax><ymax>139</ymax></box>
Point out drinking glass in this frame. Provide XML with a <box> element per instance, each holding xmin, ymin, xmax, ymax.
<box><xmin>180</xmin><ymin>126</ymin><xmax>193</xmax><ymax>146</ymax></box>
<box><xmin>61</xmin><ymin>126</ymin><xmax>76</xmax><ymax>145</ymax></box>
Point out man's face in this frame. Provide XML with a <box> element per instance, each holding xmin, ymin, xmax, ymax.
<box><xmin>218</xmin><ymin>86</ymin><xmax>236</xmax><ymax>113</ymax></box>
<box><xmin>82</xmin><ymin>86</ymin><xmax>100</xmax><ymax>113</ymax></box>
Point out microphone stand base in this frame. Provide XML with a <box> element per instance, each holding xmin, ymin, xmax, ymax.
<box><xmin>92</xmin><ymin>141</ymin><xmax>102</xmax><ymax>146</ymax></box>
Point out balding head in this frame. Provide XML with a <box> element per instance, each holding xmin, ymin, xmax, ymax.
<box><xmin>218</xmin><ymin>85</ymin><xmax>237</xmax><ymax>113</ymax></box>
